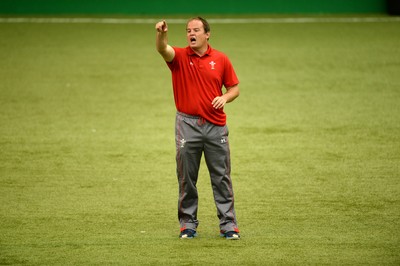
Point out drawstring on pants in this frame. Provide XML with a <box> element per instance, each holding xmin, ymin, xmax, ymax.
<box><xmin>197</xmin><ymin>117</ymin><xmax>206</xmax><ymax>126</ymax></box>
<box><xmin>177</xmin><ymin>112</ymin><xmax>207</xmax><ymax>126</ymax></box>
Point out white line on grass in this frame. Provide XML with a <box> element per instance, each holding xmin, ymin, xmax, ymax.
<box><xmin>0</xmin><ymin>17</ymin><xmax>400</xmax><ymax>24</ymax></box>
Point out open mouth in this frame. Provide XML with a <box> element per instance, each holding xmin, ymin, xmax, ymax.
<box><xmin>190</xmin><ymin>37</ymin><xmax>196</xmax><ymax>44</ymax></box>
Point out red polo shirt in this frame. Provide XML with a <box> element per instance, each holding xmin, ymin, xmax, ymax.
<box><xmin>167</xmin><ymin>45</ymin><xmax>239</xmax><ymax>126</ymax></box>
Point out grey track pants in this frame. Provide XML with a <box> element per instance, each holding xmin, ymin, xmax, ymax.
<box><xmin>175</xmin><ymin>112</ymin><xmax>239</xmax><ymax>233</ymax></box>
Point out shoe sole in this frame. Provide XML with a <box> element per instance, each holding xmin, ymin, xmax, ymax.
<box><xmin>220</xmin><ymin>233</ymin><xmax>240</xmax><ymax>240</ymax></box>
<box><xmin>180</xmin><ymin>233</ymin><xmax>198</xmax><ymax>239</ymax></box>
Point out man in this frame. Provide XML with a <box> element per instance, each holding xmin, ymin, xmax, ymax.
<box><xmin>155</xmin><ymin>17</ymin><xmax>240</xmax><ymax>240</ymax></box>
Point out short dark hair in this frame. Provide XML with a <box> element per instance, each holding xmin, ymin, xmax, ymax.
<box><xmin>187</xmin><ymin>16</ymin><xmax>210</xmax><ymax>33</ymax></box>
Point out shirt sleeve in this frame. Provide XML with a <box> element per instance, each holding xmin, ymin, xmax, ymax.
<box><xmin>166</xmin><ymin>47</ymin><xmax>181</xmax><ymax>71</ymax></box>
<box><xmin>223</xmin><ymin>55</ymin><xmax>239</xmax><ymax>88</ymax></box>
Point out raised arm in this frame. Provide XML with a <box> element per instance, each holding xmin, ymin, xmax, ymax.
<box><xmin>155</xmin><ymin>20</ymin><xmax>175</xmax><ymax>62</ymax></box>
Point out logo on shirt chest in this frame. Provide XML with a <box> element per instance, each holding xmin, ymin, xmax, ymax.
<box><xmin>189</xmin><ymin>59</ymin><xmax>218</xmax><ymax>75</ymax></box>
<box><xmin>209</xmin><ymin>61</ymin><xmax>216</xmax><ymax>70</ymax></box>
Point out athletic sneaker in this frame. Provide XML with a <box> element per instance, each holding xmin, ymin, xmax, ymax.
<box><xmin>220</xmin><ymin>231</ymin><xmax>240</xmax><ymax>240</ymax></box>
<box><xmin>179</xmin><ymin>229</ymin><xmax>197</xmax><ymax>239</ymax></box>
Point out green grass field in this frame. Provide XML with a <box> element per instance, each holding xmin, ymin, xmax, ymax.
<box><xmin>1</xmin><ymin>16</ymin><xmax>399</xmax><ymax>265</ymax></box>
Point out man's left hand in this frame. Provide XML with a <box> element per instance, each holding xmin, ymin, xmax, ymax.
<box><xmin>212</xmin><ymin>96</ymin><xmax>227</xmax><ymax>109</ymax></box>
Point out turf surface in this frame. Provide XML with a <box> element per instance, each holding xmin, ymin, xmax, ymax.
<box><xmin>1</xmin><ymin>16</ymin><xmax>399</xmax><ymax>264</ymax></box>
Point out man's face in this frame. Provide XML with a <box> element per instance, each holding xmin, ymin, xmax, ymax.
<box><xmin>186</xmin><ymin>20</ymin><xmax>210</xmax><ymax>50</ymax></box>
